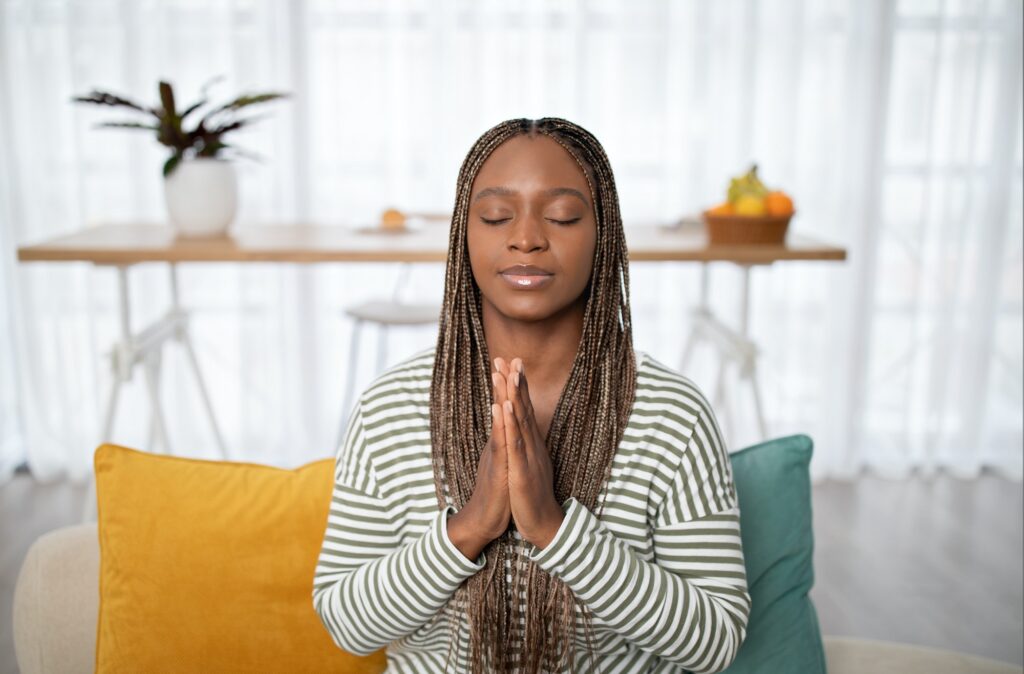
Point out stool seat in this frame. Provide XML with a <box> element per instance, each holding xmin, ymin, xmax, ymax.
<box><xmin>343</xmin><ymin>301</ymin><xmax>440</xmax><ymax>325</ymax></box>
<box><xmin>336</xmin><ymin>298</ymin><xmax>442</xmax><ymax>450</ymax></box>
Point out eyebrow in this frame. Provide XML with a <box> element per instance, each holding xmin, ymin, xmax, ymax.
<box><xmin>471</xmin><ymin>186</ymin><xmax>591</xmax><ymax>208</ymax></box>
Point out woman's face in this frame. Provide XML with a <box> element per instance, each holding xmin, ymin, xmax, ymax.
<box><xmin>467</xmin><ymin>134</ymin><xmax>598</xmax><ymax>324</ymax></box>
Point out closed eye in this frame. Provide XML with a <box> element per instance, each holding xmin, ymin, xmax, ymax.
<box><xmin>479</xmin><ymin>217</ymin><xmax>581</xmax><ymax>225</ymax></box>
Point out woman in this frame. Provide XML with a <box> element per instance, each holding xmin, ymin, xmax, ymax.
<box><xmin>313</xmin><ymin>118</ymin><xmax>750</xmax><ymax>674</ymax></box>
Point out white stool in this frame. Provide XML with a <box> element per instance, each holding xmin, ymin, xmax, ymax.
<box><xmin>336</xmin><ymin>264</ymin><xmax>440</xmax><ymax>450</ymax></box>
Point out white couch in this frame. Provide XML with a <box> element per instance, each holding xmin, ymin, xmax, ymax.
<box><xmin>13</xmin><ymin>523</ymin><xmax>1023</xmax><ymax>674</ymax></box>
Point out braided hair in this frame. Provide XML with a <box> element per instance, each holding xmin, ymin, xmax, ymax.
<box><xmin>429</xmin><ymin>117</ymin><xmax>637</xmax><ymax>673</ymax></box>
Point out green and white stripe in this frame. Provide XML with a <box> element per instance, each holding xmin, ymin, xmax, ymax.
<box><xmin>313</xmin><ymin>347</ymin><xmax>750</xmax><ymax>673</ymax></box>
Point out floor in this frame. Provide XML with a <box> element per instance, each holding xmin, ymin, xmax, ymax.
<box><xmin>1</xmin><ymin>469</ymin><xmax>1022</xmax><ymax>672</ymax></box>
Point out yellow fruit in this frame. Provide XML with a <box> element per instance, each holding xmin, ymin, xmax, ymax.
<box><xmin>727</xmin><ymin>164</ymin><xmax>769</xmax><ymax>204</ymax></box>
<box><xmin>734</xmin><ymin>194</ymin><xmax>766</xmax><ymax>216</ymax></box>
<box><xmin>765</xmin><ymin>191</ymin><xmax>794</xmax><ymax>216</ymax></box>
<box><xmin>380</xmin><ymin>208</ymin><xmax>406</xmax><ymax>229</ymax></box>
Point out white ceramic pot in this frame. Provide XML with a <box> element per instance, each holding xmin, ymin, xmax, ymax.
<box><xmin>163</xmin><ymin>157</ymin><xmax>238</xmax><ymax>237</ymax></box>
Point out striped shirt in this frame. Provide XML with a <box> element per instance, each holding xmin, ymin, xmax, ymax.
<box><xmin>313</xmin><ymin>347</ymin><xmax>750</xmax><ymax>673</ymax></box>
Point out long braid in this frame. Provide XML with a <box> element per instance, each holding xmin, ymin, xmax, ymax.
<box><xmin>429</xmin><ymin>117</ymin><xmax>636</xmax><ymax>673</ymax></box>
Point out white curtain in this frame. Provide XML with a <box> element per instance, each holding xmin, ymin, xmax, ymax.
<box><xmin>1</xmin><ymin>0</ymin><xmax>1020</xmax><ymax>485</ymax></box>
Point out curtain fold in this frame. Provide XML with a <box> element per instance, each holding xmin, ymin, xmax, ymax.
<box><xmin>0</xmin><ymin>0</ymin><xmax>1020</xmax><ymax>485</ymax></box>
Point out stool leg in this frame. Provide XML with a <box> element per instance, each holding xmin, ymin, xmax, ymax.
<box><xmin>337</xmin><ymin>318</ymin><xmax>363</xmax><ymax>452</ymax></box>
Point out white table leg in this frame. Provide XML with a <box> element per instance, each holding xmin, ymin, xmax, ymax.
<box><xmin>678</xmin><ymin>262</ymin><xmax>770</xmax><ymax>447</ymax></box>
<box><xmin>170</xmin><ymin>264</ymin><xmax>229</xmax><ymax>460</ymax></box>
<box><xmin>83</xmin><ymin>263</ymin><xmax>230</xmax><ymax>521</ymax></box>
<box><xmin>142</xmin><ymin>352</ymin><xmax>172</xmax><ymax>455</ymax></box>
<box><xmin>85</xmin><ymin>265</ymin><xmax>134</xmax><ymax>522</ymax></box>
<box><xmin>146</xmin><ymin>349</ymin><xmax>162</xmax><ymax>452</ymax></box>
<box><xmin>679</xmin><ymin>264</ymin><xmax>710</xmax><ymax>373</ymax></box>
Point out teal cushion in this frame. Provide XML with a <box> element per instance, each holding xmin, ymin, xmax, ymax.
<box><xmin>723</xmin><ymin>433</ymin><xmax>827</xmax><ymax>673</ymax></box>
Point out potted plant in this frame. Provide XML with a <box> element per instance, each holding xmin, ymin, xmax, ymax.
<box><xmin>72</xmin><ymin>77</ymin><xmax>288</xmax><ymax>237</ymax></box>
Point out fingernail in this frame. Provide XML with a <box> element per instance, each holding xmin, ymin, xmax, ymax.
<box><xmin>492</xmin><ymin>372</ymin><xmax>499</xmax><ymax>386</ymax></box>
<box><xmin>513</xmin><ymin>372</ymin><xmax>520</xmax><ymax>387</ymax></box>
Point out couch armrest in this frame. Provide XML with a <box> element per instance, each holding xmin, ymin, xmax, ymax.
<box><xmin>13</xmin><ymin>522</ymin><xmax>100</xmax><ymax>674</ymax></box>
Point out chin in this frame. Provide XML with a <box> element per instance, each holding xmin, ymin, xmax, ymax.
<box><xmin>491</xmin><ymin>294</ymin><xmax>575</xmax><ymax>324</ymax></box>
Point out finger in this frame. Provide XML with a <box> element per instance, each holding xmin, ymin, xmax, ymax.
<box><xmin>508</xmin><ymin>368</ymin><xmax>539</xmax><ymax>447</ymax></box>
<box><xmin>492</xmin><ymin>370</ymin><xmax>506</xmax><ymax>405</ymax></box>
<box><xmin>506</xmin><ymin>367</ymin><xmax>516</xmax><ymax>404</ymax></box>
<box><xmin>515</xmin><ymin>366</ymin><xmax>535</xmax><ymax>417</ymax></box>
<box><xmin>495</xmin><ymin>357</ymin><xmax>508</xmax><ymax>377</ymax></box>
<box><xmin>491</xmin><ymin>403</ymin><xmax>506</xmax><ymax>450</ymax></box>
<box><xmin>518</xmin><ymin>368</ymin><xmax>545</xmax><ymax>447</ymax></box>
<box><xmin>503</xmin><ymin>400</ymin><xmax>524</xmax><ymax>462</ymax></box>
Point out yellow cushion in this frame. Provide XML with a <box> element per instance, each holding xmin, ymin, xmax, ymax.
<box><xmin>93</xmin><ymin>443</ymin><xmax>387</xmax><ymax>673</ymax></box>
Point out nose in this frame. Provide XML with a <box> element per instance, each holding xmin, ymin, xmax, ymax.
<box><xmin>506</xmin><ymin>213</ymin><xmax>549</xmax><ymax>253</ymax></box>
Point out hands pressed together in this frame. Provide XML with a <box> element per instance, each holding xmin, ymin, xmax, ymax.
<box><xmin>447</xmin><ymin>357</ymin><xmax>566</xmax><ymax>561</ymax></box>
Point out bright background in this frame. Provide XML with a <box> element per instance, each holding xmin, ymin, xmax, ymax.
<box><xmin>0</xmin><ymin>0</ymin><xmax>1021</xmax><ymax>485</ymax></box>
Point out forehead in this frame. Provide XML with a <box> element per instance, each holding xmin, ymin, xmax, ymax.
<box><xmin>472</xmin><ymin>134</ymin><xmax>589</xmax><ymax>190</ymax></box>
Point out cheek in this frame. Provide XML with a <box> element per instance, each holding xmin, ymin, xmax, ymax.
<box><xmin>466</xmin><ymin>227</ymin><xmax>497</xmax><ymax>288</ymax></box>
<box><xmin>567</xmin><ymin>229</ymin><xmax>598</xmax><ymax>287</ymax></box>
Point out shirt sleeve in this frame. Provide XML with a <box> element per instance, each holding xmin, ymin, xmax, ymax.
<box><xmin>311</xmin><ymin>399</ymin><xmax>487</xmax><ymax>656</ymax></box>
<box><xmin>524</xmin><ymin>391</ymin><xmax>751</xmax><ymax>674</ymax></box>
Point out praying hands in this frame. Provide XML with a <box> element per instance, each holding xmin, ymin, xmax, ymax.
<box><xmin>445</xmin><ymin>357</ymin><xmax>566</xmax><ymax>560</ymax></box>
<box><xmin>491</xmin><ymin>357</ymin><xmax>565</xmax><ymax>550</ymax></box>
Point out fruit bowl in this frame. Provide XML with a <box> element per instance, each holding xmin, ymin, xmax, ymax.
<box><xmin>702</xmin><ymin>210</ymin><xmax>794</xmax><ymax>246</ymax></box>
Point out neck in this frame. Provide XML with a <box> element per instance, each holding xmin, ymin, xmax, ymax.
<box><xmin>481</xmin><ymin>298</ymin><xmax>586</xmax><ymax>392</ymax></box>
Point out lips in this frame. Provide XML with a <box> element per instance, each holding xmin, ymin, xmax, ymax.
<box><xmin>498</xmin><ymin>264</ymin><xmax>554</xmax><ymax>290</ymax></box>
<box><xmin>499</xmin><ymin>264</ymin><xmax>553</xmax><ymax>276</ymax></box>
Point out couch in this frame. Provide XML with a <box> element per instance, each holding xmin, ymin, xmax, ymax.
<box><xmin>15</xmin><ymin>522</ymin><xmax>1021</xmax><ymax>672</ymax></box>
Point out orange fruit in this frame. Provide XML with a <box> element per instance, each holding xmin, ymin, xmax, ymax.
<box><xmin>765</xmin><ymin>191</ymin><xmax>794</xmax><ymax>216</ymax></box>
<box><xmin>707</xmin><ymin>201</ymin><xmax>734</xmax><ymax>216</ymax></box>
<box><xmin>380</xmin><ymin>207</ymin><xmax>406</xmax><ymax>229</ymax></box>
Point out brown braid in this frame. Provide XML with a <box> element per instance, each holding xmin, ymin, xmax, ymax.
<box><xmin>429</xmin><ymin>118</ymin><xmax>637</xmax><ymax>673</ymax></box>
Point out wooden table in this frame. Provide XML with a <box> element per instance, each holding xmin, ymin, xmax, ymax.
<box><xmin>18</xmin><ymin>220</ymin><xmax>847</xmax><ymax>513</ymax></box>
<box><xmin>17</xmin><ymin>220</ymin><xmax>846</xmax><ymax>264</ymax></box>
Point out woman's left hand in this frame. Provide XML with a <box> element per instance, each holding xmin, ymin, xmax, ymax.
<box><xmin>497</xmin><ymin>357</ymin><xmax>565</xmax><ymax>550</ymax></box>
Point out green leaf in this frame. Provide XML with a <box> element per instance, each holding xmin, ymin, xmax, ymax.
<box><xmin>163</xmin><ymin>153</ymin><xmax>183</xmax><ymax>178</ymax></box>
<box><xmin>199</xmin><ymin>91</ymin><xmax>288</xmax><ymax>126</ymax></box>
<box><xmin>224</xmin><ymin>144</ymin><xmax>266</xmax><ymax>163</ymax></box>
<box><xmin>95</xmin><ymin>121</ymin><xmax>160</xmax><ymax>131</ymax></box>
<box><xmin>71</xmin><ymin>90</ymin><xmax>161</xmax><ymax>119</ymax></box>
<box><xmin>208</xmin><ymin>113</ymin><xmax>272</xmax><ymax>136</ymax></box>
<box><xmin>159</xmin><ymin>81</ymin><xmax>177</xmax><ymax>117</ymax></box>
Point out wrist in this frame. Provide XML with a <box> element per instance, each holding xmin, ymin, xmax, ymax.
<box><xmin>447</xmin><ymin>508</ymin><xmax>490</xmax><ymax>562</ymax></box>
<box><xmin>530</xmin><ymin>500</ymin><xmax>566</xmax><ymax>550</ymax></box>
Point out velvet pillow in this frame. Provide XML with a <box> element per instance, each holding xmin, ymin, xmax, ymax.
<box><xmin>723</xmin><ymin>433</ymin><xmax>827</xmax><ymax>673</ymax></box>
<box><xmin>93</xmin><ymin>443</ymin><xmax>387</xmax><ymax>673</ymax></box>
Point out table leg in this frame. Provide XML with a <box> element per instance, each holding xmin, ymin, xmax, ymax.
<box><xmin>679</xmin><ymin>263</ymin><xmax>710</xmax><ymax>373</ymax></box>
<box><xmin>736</xmin><ymin>264</ymin><xmax>769</xmax><ymax>439</ymax></box>
<box><xmin>142</xmin><ymin>352</ymin><xmax>173</xmax><ymax>455</ymax></box>
<box><xmin>83</xmin><ymin>263</ymin><xmax>231</xmax><ymax>521</ymax></box>
<box><xmin>679</xmin><ymin>262</ymin><xmax>771</xmax><ymax>446</ymax></box>
<box><xmin>169</xmin><ymin>264</ymin><xmax>229</xmax><ymax>460</ymax></box>
<box><xmin>146</xmin><ymin>349</ymin><xmax>162</xmax><ymax>452</ymax></box>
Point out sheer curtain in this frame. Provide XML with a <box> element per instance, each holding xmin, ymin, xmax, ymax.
<box><xmin>0</xmin><ymin>0</ymin><xmax>1020</xmax><ymax>485</ymax></box>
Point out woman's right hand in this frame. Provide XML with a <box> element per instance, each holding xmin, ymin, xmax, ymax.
<box><xmin>447</xmin><ymin>358</ymin><xmax>513</xmax><ymax>560</ymax></box>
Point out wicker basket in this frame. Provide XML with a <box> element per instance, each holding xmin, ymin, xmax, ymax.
<box><xmin>702</xmin><ymin>210</ymin><xmax>794</xmax><ymax>245</ymax></box>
